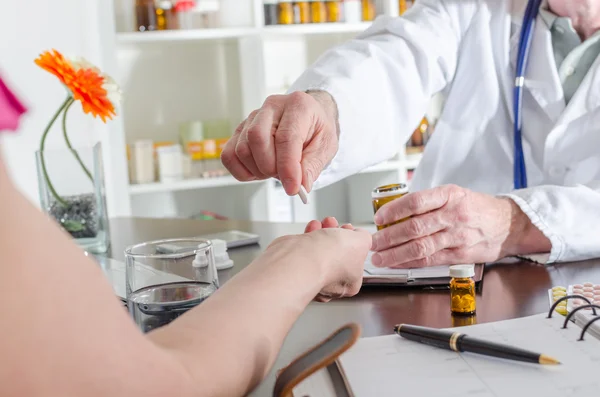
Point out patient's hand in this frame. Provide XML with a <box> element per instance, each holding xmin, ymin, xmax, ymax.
<box><xmin>304</xmin><ymin>217</ymin><xmax>371</xmax><ymax>302</ymax></box>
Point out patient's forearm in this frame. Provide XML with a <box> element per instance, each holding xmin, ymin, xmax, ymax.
<box><xmin>148</xmin><ymin>239</ymin><xmax>325</xmax><ymax>396</ymax></box>
<box><xmin>0</xmin><ymin>148</ymin><xmax>324</xmax><ymax>396</ymax></box>
<box><xmin>0</xmin><ymin>157</ymin><xmax>197</xmax><ymax>397</ymax></box>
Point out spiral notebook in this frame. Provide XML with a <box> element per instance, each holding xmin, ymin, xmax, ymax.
<box><xmin>292</xmin><ymin>308</ymin><xmax>600</xmax><ymax>396</ymax></box>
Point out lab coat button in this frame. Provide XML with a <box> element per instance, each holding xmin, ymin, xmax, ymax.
<box><xmin>565</xmin><ymin>66</ymin><xmax>575</xmax><ymax>77</ymax></box>
<box><xmin>548</xmin><ymin>166</ymin><xmax>565</xmax><ymax>177</ymax></box>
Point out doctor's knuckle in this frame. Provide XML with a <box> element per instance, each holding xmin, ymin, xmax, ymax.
<box><xmin>288</xmin><ymin>91</ymin><xmax>310</xmax><ymax>110</ymax></box>
<box><xmin>275</xmin><ymin>130</ymin><xmax>303</xmax><ymax>149</ymax></box>
<box><xmin>246</xmin><ymin>109</ymin><xmax>260</xmax><ymax>123</ymax></box>
<box><xmin>444</xmin><ymin>184</ymin><xmax>464</xmax><ymax>198</ymax></box>
<box><xmin>380</xmin><ymin>230</ymin><xmax>393</xmax><ymax>248</ymax></box>
<box><xmin>388</xmin><ymin>249</ymin><xmax>400</xmax><ymax>265</ymax></box>
<box><xmin>234</xmin><ymin>141</ymin><xmax>252</xmax><ymax>160</ymax></box>
<box><xmin>220</xmin><ymin>149</ymin><xmax>235</xmax><ymax>165</ymax></box>
<box><xmin>410</xmin><ymin>239</ymin><xmax>430</xmax><ymax>258</ymax></box>
<box><xmin>455</xmin><ymin>202</ymin><xmax>472</xmax><ymax>224</ymax></box>
<box><xmin>407</xmin><ymin>194</ymin><xmax>426</xmax><ymax>212</ymax></box>
<box><xmin>234</xmin><ymin>120</ymin><xmax>246</xmax><ymax>135</ymax></box>
<box><xmin>406</xmin><ymin>219</ymin><xmax>425</xmax><ymax>237</ymax></box>
<box><xmin>420</xmin><ymin>255</ymin><xmax>434</xmax><ymax>268</ymax></box>
<box><xmin>246</xmin><ymin>125</ymin><xmax>266</xmax><ymax>145</ymax></box>
<box><xmin>264</xmin><ymin>95</ymin><xmax>282</xmax><ymax>107</ymax></box>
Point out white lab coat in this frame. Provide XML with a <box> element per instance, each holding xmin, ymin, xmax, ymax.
<box><xmin>289</xmin><ymin>0</ymin><xmax>600</xmax><ymax>264</ymax></box>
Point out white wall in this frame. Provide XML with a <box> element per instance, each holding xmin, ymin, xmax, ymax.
<box><xmin>1</xmin><ymin>0</ymin><xmax>130</xmax><ymax>216</ymax></box>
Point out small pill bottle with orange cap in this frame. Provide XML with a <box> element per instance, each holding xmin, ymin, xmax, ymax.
<box><xmin>449</xmin><ymin>264</ymin><xmax>476</xmax><ymax>316</ymax></box>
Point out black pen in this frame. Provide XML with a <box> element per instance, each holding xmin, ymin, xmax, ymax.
<box><xmin>393</xmin><ymin>324</ymin><xmax>560</xmax><ymax>365</ymax></box>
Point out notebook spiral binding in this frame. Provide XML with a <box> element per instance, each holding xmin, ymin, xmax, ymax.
<box><xmin>547</xmin><ymin>294</ymin><xmax>600</xmax><ymax>341</ymax></box>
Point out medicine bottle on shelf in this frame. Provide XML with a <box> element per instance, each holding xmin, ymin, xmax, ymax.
<box><xmin>264</xmin><ymin>0</ymin><xmax>279</xmax><ymax>25</ymax></box>
<box><xmin>406</xmin><ymin>116</ymin><xmax>429</xmax><ymax>157</ymax></box>
<box><xmin>361</xmin><ymin>0</ymin><xmax>375</xmax><ymax>21</ymax></box>
<box><xmin>344</xmin><ymin>0</ymin><xmax>361</xmax><ymax>23</ymax></box>
<box><xmin>449</xmin><ymin>265</ymin><xmax>476</xmax><ymax>316</ymax></box>
<box><xmin>325</xmin><ymin>0</ymin><xmax>341</xmax><ymax>22</ymax></box>
<box><xmin>175</xmin><ymin>0</ymin><xmax>195</xmax><ymax>30</ymax></box>
<box><xmin>310</xmin><ymin>0</ymin><xmax>327</xmax><ymax>23</ymax></box>
<box><xmin>156</xmin><ymin>0</ymin><xmax>178</xmax><ymax>30</ymax></box>
<box><xmin>399</xmin><ymin>0</ymin><xmax>407</xmax><ymax>15</ymax></box>
<box><xmin>157</xmin><ymin>144</ymin><xmax>184</xmax><ymax>183</ymax></box>
<box><xmin>295</xmin><ymin>1</ymin><xmax>311</xmax><ymax>24</ymax></box>
<box><xmin>136</xmin><ymin>0</ymin><xmax>157</xmax><ymax>31</ymax></box>
<box><xmin>279</xmin><ymin>0</ymin><xmax>294</xmax><ymax>24</ymax></box>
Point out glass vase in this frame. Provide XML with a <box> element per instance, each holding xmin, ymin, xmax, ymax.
<box><xmin>35</xmin><ymin>142</ymin><xmax>110</xmax><ymax>254</ymax></box>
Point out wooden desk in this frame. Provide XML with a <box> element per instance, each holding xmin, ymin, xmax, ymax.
<box><xmin>108</xmin><ymin>217</ymin><xmax>600</xmax><ymax>396</ymax></box>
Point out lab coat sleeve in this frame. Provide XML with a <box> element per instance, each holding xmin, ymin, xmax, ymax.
<box><xmin>504</xmin><ymin>182</ymin><xmax>600</xmax><ymax>264</ymax></box>
<box><xmin>287</xmin><ymin>0</ymin><xmax>481</xmax><ymax>190</ymax></box>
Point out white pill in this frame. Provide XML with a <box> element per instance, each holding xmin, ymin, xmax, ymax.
<box><xmin>594</xmin><ymin>285</ymin><xmax>600</xmax><ymax>291</ymax></box>
<box><xmin>584</xmin><ymin>287</ymin><xmax>594</xmax><ymax>293</ymax></box>
<box><xmin>297</xmin><ymin>185</ymin><xmax>309</xmax><ymax>205</ymax></box>
<box><xmin>584</xmin><ymin>282</ymin><xmax>594</xmax><ymax>288</ymax></box>
<box><xmin>573</xmin><ymin>284</ymin><xmax>584</xmax><ymax>289</ymax></box>
<box><xmin>584</xmin><ymin>292</ymin><xmax>594</xmax><ymax>298</ymax></box>
<box><xmin>573</xmin><ymin>299</ymin><xmax>584</xmax><ymax>306</ymax></box>
<box><xmin>573</xmin><ymin>289</ymin><xmax>584</xmax><ymax>296</ymax></box>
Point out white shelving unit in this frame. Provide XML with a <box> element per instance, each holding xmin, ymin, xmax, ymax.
<box><xmin>116</xmin><ymin>22</ymin><xmax>372</xmax><ymax>44</ymax></box>
<box><xmin>117</xmin><ymin>27</ymin><xmax>255</xmax><ymax>43</ymax></box>
<box><xmin>129</xmin><ymin>176</ymin><xmax>265</xmax><ymax>195</ymax></box>
<box><xmin>102</xmin><ymin>0</ymin><xmax>424</xmax><ymax>223</ymax></box>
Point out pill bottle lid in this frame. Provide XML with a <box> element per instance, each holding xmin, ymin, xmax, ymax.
<box><xmin>132</xmin><ymin>139</ymin><xmax>154</xmax><ymax>148</ymax></box>
<box><xmin>372</xmin><ymin>183</ymin><xmax>409</xmax><ymax>199</ymax></box>
<box><xmin>156</xmin><ymin>144</ymin><xmax>182</xmax><ymax>154</ymax></box>
<box><xmin>449</xmin><ymin>264</ymin><xmax>475</xmax><ymax>278</ymax></box>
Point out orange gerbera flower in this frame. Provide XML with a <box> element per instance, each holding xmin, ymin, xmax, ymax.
<box><xmin>35</xmin><ymin>49</ymin><xmax>118</xmax><ymax>122</ymax></box>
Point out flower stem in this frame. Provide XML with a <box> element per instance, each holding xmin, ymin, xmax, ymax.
<box><xmin>62</xmin><ymin>98</ymin><xmax>94</xmax><ymax>183</ymax></box>
<box><xmin>40</xmin><ymin>97</ymin><xmax>72</xmax><ymax>207</ymax></box>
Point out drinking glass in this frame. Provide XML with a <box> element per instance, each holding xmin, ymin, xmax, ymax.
<box><xmin>125</xmin><ymin>238</ymin><xmax>219</xmax><ymax>332</ymax></box>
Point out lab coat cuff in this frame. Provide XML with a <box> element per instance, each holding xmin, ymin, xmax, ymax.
<box><xmin>500</xmin><ymin>193</ymin><xmax>563</xmax><ymax>264</ymax></box>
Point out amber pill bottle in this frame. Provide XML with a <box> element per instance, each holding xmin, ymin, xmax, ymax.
<box><xmin>279</xmin><ymin>0</ymin><xmax>294</xmax><ymax>24</ymax></box>
<box><xmin>449</xmin><ymin>265</ymin><xmax>476</xmax><ymax>316</ymax></box>
<box><xmin>371</xmin><ymin>183</ymin><xmax>409</xmax><ymax>231</ymax></box>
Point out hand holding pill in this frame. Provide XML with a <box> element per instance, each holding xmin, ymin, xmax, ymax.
<box><xmin>221</xmin><ymin>91</ymin><xmax>339</xmax><ymax>197</ymax></box>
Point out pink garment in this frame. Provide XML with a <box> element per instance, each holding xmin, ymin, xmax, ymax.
<box><xmin>0</xmin><ymin>74</ymin><xmax>27</xmax><ymax>132</ymax></box>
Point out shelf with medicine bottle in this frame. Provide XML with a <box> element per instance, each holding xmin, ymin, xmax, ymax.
<box><xmin>263</xmin><ymin>0</ymin><xmax>386</xmax><ymax>28</ymax></box>
<box><xmin>106</xmin><ymin>0</ymin><xmax>425</xmax><ymax>222</ymax></box>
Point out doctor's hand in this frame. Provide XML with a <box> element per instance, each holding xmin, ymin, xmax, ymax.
<box><xmin>370</xmin><ymin>185</ymin><xmax>552</xmax><ymax>268</ymax></box>
<box><xmin>221</xmin><ymin>91</ymin><xmax>339</xmax><ymax>195</ymax></box>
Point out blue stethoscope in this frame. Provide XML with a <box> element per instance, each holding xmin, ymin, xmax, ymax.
<box><xmin>513</xmin><ymin>0</ymin><xmax>542</xmax><ymax>189</ymax></box>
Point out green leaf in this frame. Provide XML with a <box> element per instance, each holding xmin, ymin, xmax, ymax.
<box><xmin>63</xmin><ymin>220</ymin><xmax>85</xmax><ymax>232</ymax></box>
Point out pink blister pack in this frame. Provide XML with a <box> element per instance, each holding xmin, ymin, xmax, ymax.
<box><xmin>568</xmin><ymin>282</ymin><xmax>600</xmax><ymax>311</ymax></box>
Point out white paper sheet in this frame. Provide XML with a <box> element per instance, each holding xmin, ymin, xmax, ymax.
<box><xmin>363</xmin><ymin>251</ymin><xmax>450</xmax><ymax>278</ymax></box>
<box><xmin>335</xmin><ymin>314</ymin><xmax>600</xmax><ymax>396</ymax></box>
